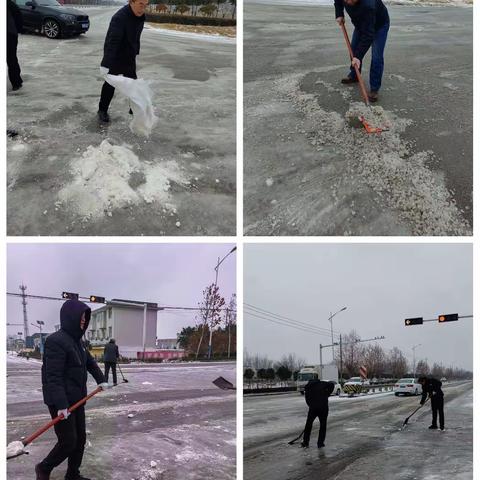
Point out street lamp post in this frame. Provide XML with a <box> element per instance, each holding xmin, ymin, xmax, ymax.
<box><xmin>207</xmin><ymin>247</ymin><xmax>236</xmax><ymax>359</ymax></box>
<box><xmin>328</xmin><ymin>307</ymin><xmax>347</xmax><ymax>362</ymax></box>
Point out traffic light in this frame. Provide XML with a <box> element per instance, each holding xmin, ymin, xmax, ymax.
<box><xmin>438</xmin><ymin>313</ymin><xmax>458</xmax><ymax>323</ymax></box>
<box><xmin>89</xmin><ymin>295</ymin><xmax>106</xmax><ymax>304</ymax></box>
<box><xmin>405</xmin><ymin>317</ymin><xmax>423</xmax><ymax>326</ymax></box>
<box><xmin>62</xmin><ymin>291</ymin><xmax>79</xmax><ymax>300</ymax></box>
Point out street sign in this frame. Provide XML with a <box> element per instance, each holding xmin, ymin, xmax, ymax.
<box><xmin>438</xmin><ymin>313</ymin><xmax>458</xmax><ymax>323</ymax></box>
<box><xmin>359</xmin><ymin>366</ymin><xmax>368</xmax><ymax>379</ymax></box>
<box><xmin>62</xmin><ymin>292</ymin><xmax>79</xmax><ymax>300</ymax></box>
<box><xmin>405</xmin><ymin>317</ymin><xmax>423</xmax><ymax>326</ymax></box>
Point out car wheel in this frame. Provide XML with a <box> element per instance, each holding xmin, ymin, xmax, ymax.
<box><xmin>336</xmin><ymin>389</ymin><xmax>340</xmax><ymax>396</ymax></box>
<box><xmin>44</xmin><ymin>19</ymin><xmax>61</xmax><ymax>39</ymax></box>
<box><xmin>415</xmin><ymin>389</ymin><xmax>418</xmax><ymax>395</ymax></box>
<box><xmin>395</xmin><ymin>393</ymin><xmax>399</xmax><ymax>396</ymax></box>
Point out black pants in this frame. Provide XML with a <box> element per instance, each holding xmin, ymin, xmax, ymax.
<box><xmin>104</xmin><ymin>361</ymin><xmax>117</xmax><ymax>384</ymax></box>
<box><xmin>303</xmin><ymin>407</ymin><xmax>328</xmax><ymax>446</ymax></box>
<box><xmin>431</xmin><ymin>394</ymin><xmax>445</xmax><ymax>429</ymax></box>
<box><xmin>39</xmin><ymin>405</ymin><xmax>86</xmax><ymax>478</ymax></box>
<box><xmin>98</xmin><ymin>66</ymin><xmax>137</xmax><ymax>113</ymax></box>
<box><xmin>7</xmin><ymin>33</ymin><xmax>22</xmax><ymax>88</ymax></box>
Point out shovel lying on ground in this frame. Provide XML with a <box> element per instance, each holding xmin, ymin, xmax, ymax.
<box><xmin>401</xmin><ymin>397</ymin><xmax>430</xmax><ymax>430</ymax></box>
<box><xmin>339</xmin><ymin>22</ymin><xmax>389</xmax><ymax>134</ymax></box>
<box><xmin>212</xmin><ymin>376</ymin><xmax>236</xmax><ymax>390</ymax></box>
<box><xmin>7</xmin><ymin>380</ymin><xmax>128</xmax><ymax>460</ymax></box>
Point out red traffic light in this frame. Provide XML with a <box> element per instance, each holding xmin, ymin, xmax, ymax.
<box><xmin>405</xmin><ymin>317</ymin><xmax>423</xmax><ymax>326</ymax></box>
<box><xmin>438</xmin><ymin>313</ymin><xmax>458</xmax><ymax>323</ymax></box>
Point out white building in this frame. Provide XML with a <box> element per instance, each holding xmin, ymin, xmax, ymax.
<box><xmin>87</xmin><ymin>299</ymin><xmax>158</xmax><ymax>359</ymax></box>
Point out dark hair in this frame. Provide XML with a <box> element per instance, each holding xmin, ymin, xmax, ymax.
<box><xmin>109</xmin><ymin>338</ymin><xmax>115</xmax><ymax>344</ymax></box>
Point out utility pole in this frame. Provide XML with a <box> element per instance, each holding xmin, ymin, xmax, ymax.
<box><xmin>328</xmin><ymin>307</ymin><xmax>347</xmax><ymax>362</ymax></box>
<box><xmin>339</xmin><ymin>334</ymin><xmax>343</xmax><ymax>383</ymax></box>
<box><xmin>319</xmin><ymin>344</ymin><xmax>323</xmax><ymax>371</ymax></box>
<box><xmin>20</xmin><ymin>284</ymin><xmax>30</xmax><ymax>340</ymax></box>
<box><xmin>142</xmin><ymin>303</ymin><xmax>147</xmax><ymax>362</ymax></box>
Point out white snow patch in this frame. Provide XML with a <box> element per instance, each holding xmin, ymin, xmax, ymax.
<box><xmin>145</xmin><ymin>24</ymin><xmax>236</xmax><ymax>44</ymax></box>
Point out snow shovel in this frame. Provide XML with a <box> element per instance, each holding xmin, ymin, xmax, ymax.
<box><xmin>287</xmin><ymin>429</ymin><xmax>305</xmax><ymax>445</ymax></box>
<box><xmin>339</xmin><ymin>22</ymin><xmax>388</xmax><ymax>134</ymax></box>
<box><xmin>401</xmin><ymin>398</ymin><xmax>430</xmax><ymax>430</ymax></box>
<box><xmin>7</xmin><ymin>381</ymin><xmax>127</xmax><ymax>460</ymax></box>
<box><xmin>212</xmin><ymin>376</ymin><xmax>235</xmax><ymax>390</ymax></box>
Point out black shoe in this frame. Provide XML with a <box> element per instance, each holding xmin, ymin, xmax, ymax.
<box><xmin>12</xmin><ymin>83</ymin><xmax>22</xmax><ymax>91</ymax></box>
<box><xmin>65</xmin><ymin>475</ymin><xmax>91</xmax><ymax>480</ymax></box>
<box><xmin>7</xmin><ymin>129</ymin><xmax>18</xmax><ymax>138</ymax></box>
<box><xmin>368</xmin><ymin>90</ymin><xmax>379</xmax><ymax>102</ymax></box>
<box><xmin>318</xmin><ymin>443</ymin><xmax>325</xmax><ymax>448</ymax></box>
<box><xmin>97</xmin><ymin>110</ymin><xmax>110</xmax><ymax>123</ymax></box>
<box><xmin>440</xmin><ymin>427</ymin><xmax>445</xmax><ymax>431</ymax></box>
<box><xmin>35</xmin><ymin>464</ymin><xmax>50</xmax><ymax>480</ymax></box>
<box><xmin>129</xmin><ymin>108</ymin><xmax>133</xmax><ymax>115</ymax></box>
<box><xmin>341</xmin><ymin>77</ymin><xmax>358</xmax><ymax>85</ymax></box>
<box><xmin>300</xmin><ymin>441</ymin><xmax>309</xmax><ymax>448</ymax></box>
<box><xmin>113</xmin><ymin>382</ymin><xmax>118</xmax><ymax>386</ymax></box>
<box><xmin>428</xmin><ymin>425</ymin><xmax>438</xmax><ymax>430</ymax></box>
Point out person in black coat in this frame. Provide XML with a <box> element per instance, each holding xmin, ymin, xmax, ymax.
<box><xmin>301</xmin><ymin>379</ymin><xmax>335</xmax><ymax>448</ymax></box>
<box><xmin>97</xmin><ymin>0</ymin><xmax>148</xmax><ymax>123</ymax></box>
<box><xmin>35</xmin><ymin>300</ymin><xmax>109</xmax><ymax>480</ymax></box>
<box><xmin>7</xmin><ymin>0</ymin><xmax>24</xmax><ymax>90</ymax></box>
<box><xmin>103</xmin><ymin>338</ymin><xmax>120</xmax><ymax>385</ymax></box>
<box><xmin>419</xmin><ymin>376</ymin><xmax>445</xmax><ymax>431</ymax></box>
<box><xmin>334</xmin><ymin>0</ymin><xmax>389</xmax><ymax>102</ymax></box>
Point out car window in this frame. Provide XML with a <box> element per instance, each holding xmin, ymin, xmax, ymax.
<box><xmin>37</xmin><ymin>0</ymin><xmax>61</xmax><ymax>5</ymax></box>
<box><xmin>15</xmin><ymin>0</ymin><xmax>30</xmax><ymax>6</ymax></box>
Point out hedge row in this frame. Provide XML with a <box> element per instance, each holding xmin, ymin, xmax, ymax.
<box><xmin>146</xmin><ymin>13</ymin><xmax>236</xmax><ymax>26</ymax></box>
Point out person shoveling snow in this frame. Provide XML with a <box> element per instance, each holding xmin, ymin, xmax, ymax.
<box><xmin>98</xmin><ymin>0</ymin><xmax>158</xmax><ymax>137</ymax></box>
<box><xmin>335</xmin><ymin>0</ymin><xmax>390</xmax><ymax>103</ymax></box>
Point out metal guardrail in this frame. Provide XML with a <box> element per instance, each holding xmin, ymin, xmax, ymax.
<box><xmin>342</xmin><ymin>383</ymin><xmax>395</xmax><ymax>396</ymax></box>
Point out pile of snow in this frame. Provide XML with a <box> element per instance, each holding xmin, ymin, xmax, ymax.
<box><xmin>58</xmin><ymin>140</ymin><xmax>186</xmax><ymax>219</ymax></box>
<box><xmin>275</xmin><ymin>74</ymin><xmax>471</xmax><ymax>236</ymax></box>
<box><xmin>7</xmin><ymin>441</ymin><xmax>25</xmax><ymax>459</ymax></box>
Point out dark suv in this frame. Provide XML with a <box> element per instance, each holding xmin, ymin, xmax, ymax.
<box><xmin>14</xmin><ymin>0</ymin><xmax>90</xmax><ymax>39</ymax></box>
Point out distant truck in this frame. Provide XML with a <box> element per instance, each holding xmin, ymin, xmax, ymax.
<box><xmin>296</xmin><ymin>365</ymin><xmax>341</xmax><ymax>395</ymax></box>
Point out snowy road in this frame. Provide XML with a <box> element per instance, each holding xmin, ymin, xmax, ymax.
<box><xmin>7</xmin><ymin>356</ymin><xmax>236</xmax><ymax>480</ymax></box>
<box><xmin>244</xmin><ymin>381</ymin><xmax>472</xmax><ymax>479</ymax></box>
<box><xmin>244</xmin><ymin>3</ymin><xmax>472</xmax><ymax>236</ymax></box>
<box><xmin>7</xmin><ymin>7</ymin><xmax>236</xmax><ymax>236</ymax></box>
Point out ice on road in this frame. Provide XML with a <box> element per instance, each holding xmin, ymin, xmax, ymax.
<box><xmin>244</xmin><ymin>381</ymin><xmax>472</xmax><ymax>479</ymax></box>
<box><xmin>7</xmin><ymin>7</ymin><xmax>236</xmax><ymax>236</ymax></box>
<box><xmin>7</xmin><ymin>356</ymin><xmax>236</xmax><ymax>480</ymax></box>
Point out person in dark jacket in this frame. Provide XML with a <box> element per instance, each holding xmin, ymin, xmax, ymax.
<box><xmin>103</xmin><ymin>338</ymin><xmax>120</xmax><ymax>385</ymax></box>
<box><xmin>301</xmin><ymin>379</ymin><xmax>335</xmax><ymax>448</ymax></box>
<box><xmin>35</xmin><ymin>300</ymin><xmax>110</xmax><ymax>480</ymax></box>
<box><xmin>7</xmin><ymin>0</ymin><xmax>24</xmax><ymax>91</ymax></box>
<box><xmin>335</xmin><ymin>0</ymin><xmax>389</xmax><ymax>102</ymax></box>
<box><xmin>97</xmin><ymin>0</ymin><xmax>148</xmax><ymax>123</ymax></box>
<box><xmin>419</xmin><ymin>376</ymin><xmax>445</xmax><ymax>431</ymax></box>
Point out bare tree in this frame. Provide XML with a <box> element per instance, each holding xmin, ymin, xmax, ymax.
<box><xmin>361</xmin><ymin>344</ymin><xmax>386</xmax><ymax>379</ymax></box>
<box><xmin>340</xmin><ymin>330</ymin><xmax>365</xmax><ymax>377</ymax></box>
<box><xmin>388</xmin><ymin>347</ymin><xmax>408</xmax><ymax>379</ymax></box>
<box><xmin>416</xmin><ymin>359</ymin><xmax>430</xmax><ymax>377</ymax></box>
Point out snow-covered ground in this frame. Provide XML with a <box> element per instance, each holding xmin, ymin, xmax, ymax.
<box><xmin>244</xmin><ymin>381</ymin><xmax>472</xmax><ymax>479</ymax></box>
<box><xmin>7</xmin><ymin>7</ymin><xmax>236</xmax><ymax>236</ymax></box>
<box><xmin>244</xmin><ymin>4</ymin><xmax>472</xmax><ymax>236</ymax></box>
<box><xmin>7</xmin><ymin>355</ymin><xmax>236</xmax><ymax>479</ymax></box>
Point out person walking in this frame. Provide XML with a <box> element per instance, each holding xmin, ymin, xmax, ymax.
<box><xmin>335</xmin><ymin>0</ymin><xmax>390</xmax><ymax>102</ymax></box>
<box><xmin>35</xmin><ymin>299</ymin><xmax>110</xmax><ymax>480</ymax></box>
<box><xmin>301</xmin><ymin>379</ymin><xmax>335</xmax><ymax>448</ymax></box>
<box><xmin>419</xmin><ymin>376</ymin><xmax>445</xmax><ymax>431</ymax></box>
<box><xmin>7</xmin><ymin>0</ymin><xmax>24</xmax><ymax>91</ymax></box>
<box><xmin>103</xmin><ymin>338</ymin><xmax>120</xmax><ymax>386</ymax></box>
<box><xmin>97</xmin><ymin>0</ymin><xmax>148</xmax><ymax>123</ymax></box>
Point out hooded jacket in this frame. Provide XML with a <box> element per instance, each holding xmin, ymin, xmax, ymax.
<box><xmin>334</xmin><ymin>0</ymin><xmax>389</xmax><ymax>60</ymax></box>
<box><xmin>305</xmin><ymin>379</ymin><xmax>335</xmax><ymax>410</ymax></box>
<box><xmin>103</xmin><ymin>340</ymin><xmax>120</xmax><ymax>364</ymax></box>
<box><xmin>101</xmin><ymin>4</ymin><xmax>145</xmax><ymax>72</ymax></box>
<box><xmin>42</xmin><ymin>300</ymin><xmax>105</xmax><ymax>410</ymax></box>
<box><xmin>420</xmin><ymin>377</ymin><xmax>444</xmax><ymax>404</ymax></box>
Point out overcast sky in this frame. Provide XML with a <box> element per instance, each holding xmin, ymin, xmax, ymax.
<box><xmin>244</xmin><ymin>243</ymin><xmax>473</xmax><ymax>370</ymax></box>
<box><xmin>7</xmin><ymin>243</ymin><xmax>236</xmax><ymax>339</ymax></box>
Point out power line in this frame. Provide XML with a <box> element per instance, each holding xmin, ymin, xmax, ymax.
<box><xmin>245</xmin><ymin>303</ymin><xmax>340</xmax><ymax>336</ymax></box>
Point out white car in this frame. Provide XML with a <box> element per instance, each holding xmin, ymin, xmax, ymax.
<box><xmin>344</xmin><ymin>376</ymin><xmax>370</xmax><ymax>386</ymax></box>
<box><xmin>394</xmin><ymin>378</ymin><xmax>422</xmax><ymax>396</ymax></box>
<box><xmin>326</xmin><ymin>380</ymin><xmax>342</xmax><ymax>396</ymax></box>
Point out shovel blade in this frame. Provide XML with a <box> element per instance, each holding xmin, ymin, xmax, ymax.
<box><xmin>212</xmin><ymin>376</ymin><xmax>235</xmax><ymax>390</ymax></box>
<box><xmin>359</xmin><ymin>116</ymin><xmax>389</xmax><ymax>134</ymax></box>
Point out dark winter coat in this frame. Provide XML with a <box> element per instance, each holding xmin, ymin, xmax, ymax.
<box><xmin>334</xmin><ymin>0</ymin><xmax>389</xmax><ymax>60</ymax></box>
<box><xmin>103</xmin><ymin>341</ymin><xmax>119</xmax><ymax>364</ymax></box>
<box><xmin>101</xmin><ymin>4</ymin><xmax>145</xmax><ymax>73</ymax></box>
<box><xmin>305</xmin><ymin>380</ymin><xmax>335</xmax><ymax>411</ymax></box>
<box><xmin>420</xmin><ymin>377</ymin><xmax>444</xmax><ymax>404</ymax></box>
<box><xmin>7</xmin><ymin>0</ymin><xmax>23</xmax><ymax>36</ymax></box>
<box><xmin>41</xmin><ymin>300</ymin><xmax>105</xmax><ymax>410</ymax></box>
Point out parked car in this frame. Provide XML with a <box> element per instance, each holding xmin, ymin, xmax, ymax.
<box><xmin>344</xmin><ymin>376</ymin><xmax>370</xmax><ymax>387</ymax></box>
<box><xmin>394</xmin><ymin>378</ymin><xmax>422</xmax><ymax>396</ymax></box>
<box><xmin>14</xmin><ymin>0</ymin><xmax>90</xmax><ymax>39</ymax></box>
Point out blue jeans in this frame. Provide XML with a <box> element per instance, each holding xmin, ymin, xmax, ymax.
<box><xmin>349</xmin><ymin>22</ymin><xmax>389</xmax><ymax>92</ymax></box>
